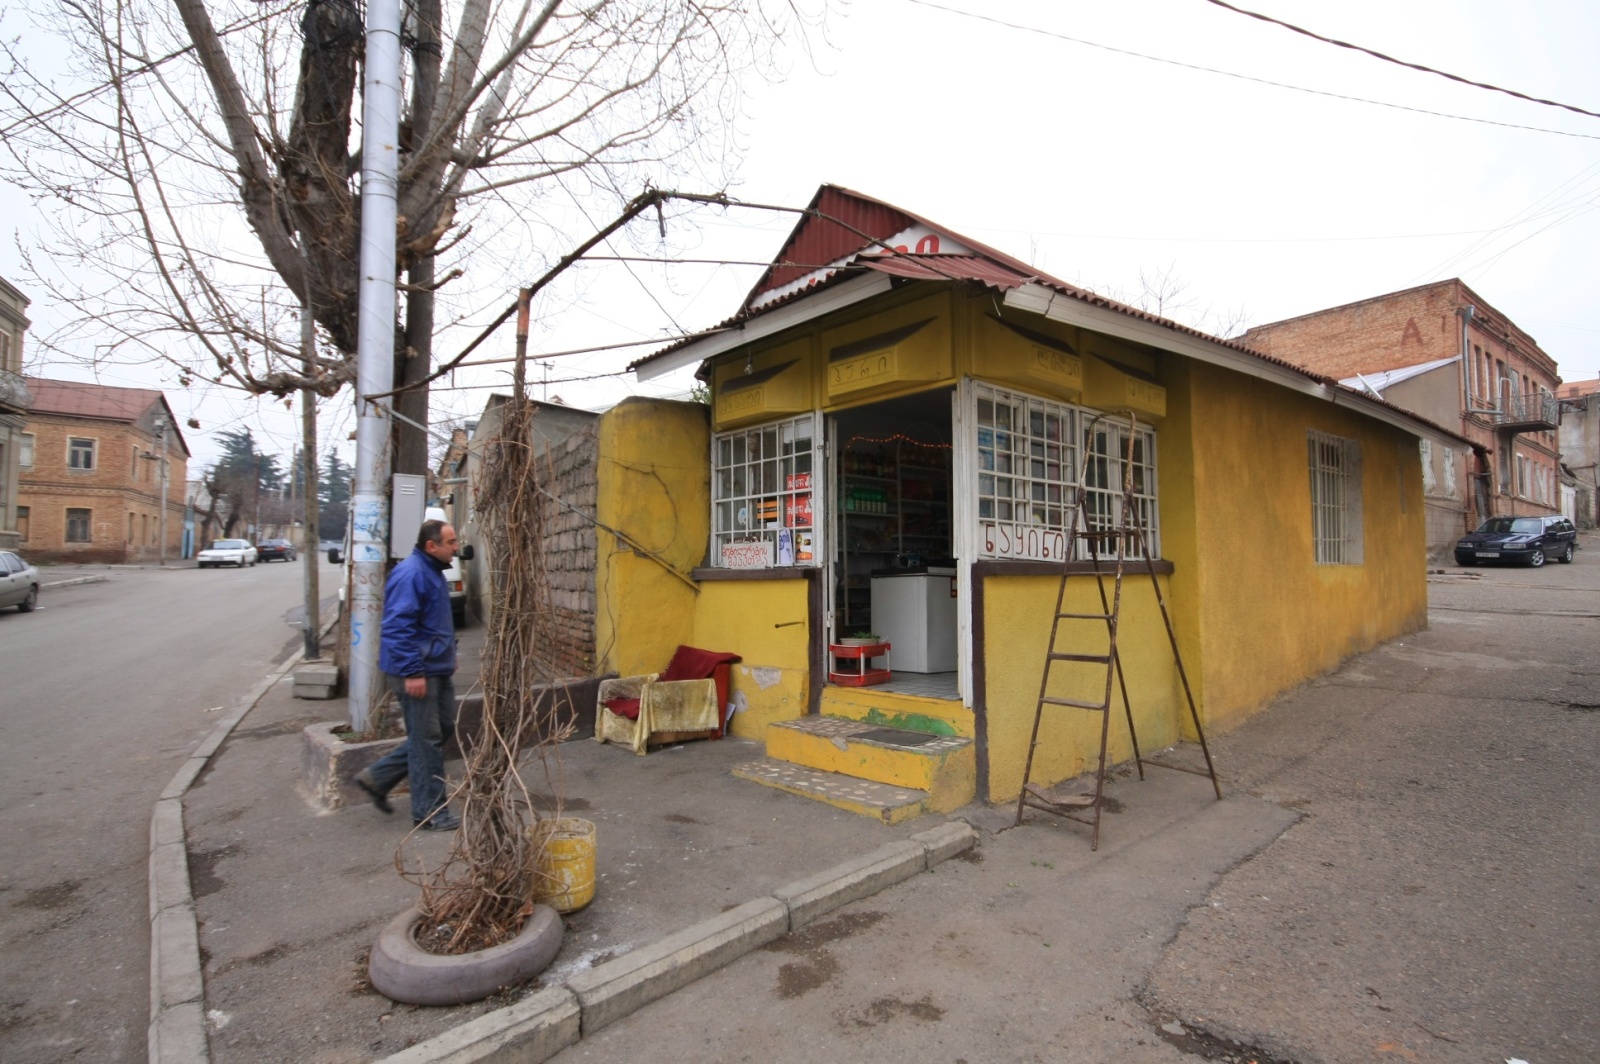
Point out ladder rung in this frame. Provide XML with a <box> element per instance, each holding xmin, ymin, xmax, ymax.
<box><xmin>1025</xmin><ymin>783</ymin><xmax>1097</xmax><ymax>807</ymax></box>
<box><xmin>1056</xmin><ymin>611</ymin><xmax>1113</xmax><ymax>621</ymax></box>
<box><xmin>1039</xmin><ymin>695</ymin><xmax>1109</xmax><ymax>711</ymax></box>
<box><xmin>1047</xmin><ymin>652</ymin><xmax>1111</xmax><ymax>664</ymax></box>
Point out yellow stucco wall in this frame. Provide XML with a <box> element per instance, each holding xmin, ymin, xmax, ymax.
<box><xmin>1184</xmin><ymin>361</ymin><xmax>1428</xmax><ymax>731</ymax></box>
<box><xmin>596</xmin><ymin>287</ymin><xmax>1430</xmax><ymax>808</ymax></box>
<box><xmin>981</xmin><ymin>572</ymin><xmax>1185</xmax><ymax>802</ymax></box>
<box><xmin>692</xmin><ymin>578</ymin><xmax>813</xmax><ymax>739</ymax></box>
<box><xmin>594</xmin><ymin>398</ymin><xmax>709</xmax><ymax>678</ymax></box>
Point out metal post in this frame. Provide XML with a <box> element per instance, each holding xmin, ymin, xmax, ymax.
<box><xmin>155</xmin><ymin>415</ymin><xmax>168</xmax><ymax>567</ymax></box>
<box><xmin>346</xmin><ymin>0</ymin><xmax>403</xmax><ymax>731</ymax></box>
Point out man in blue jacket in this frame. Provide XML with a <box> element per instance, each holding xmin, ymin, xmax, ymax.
<box><xmin>354</xmin><ymin>520</ymin><xmax>462</xmax><ymax>831</ymax></box>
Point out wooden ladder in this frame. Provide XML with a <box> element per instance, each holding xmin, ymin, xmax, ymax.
<box><xmin>1014</xmin><ymin>412</ymin><xmax>1222</xmax><ymax>849</ymax></box>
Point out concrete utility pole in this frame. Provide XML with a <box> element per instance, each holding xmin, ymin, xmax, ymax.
<box><xmin>156</xmin><ymin>415</ymin><xmax>168</xmax><ymax>566</ymax></box>
<box><xmin>347</xmin><ymin>0</ymin><xmax>402</xmax><ymax>731</ymax></box>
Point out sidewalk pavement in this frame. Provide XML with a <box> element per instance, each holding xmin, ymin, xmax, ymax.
<box><xmin>159</xmin><ymin>621</ymin><xmax>1296</xmax><ymax>1064</ymax></box>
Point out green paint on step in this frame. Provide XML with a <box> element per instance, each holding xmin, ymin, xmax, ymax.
<box><xmin>861</xmin><ymin>708</ymin><xmax>958</xmax><ymax>737</ymax></box>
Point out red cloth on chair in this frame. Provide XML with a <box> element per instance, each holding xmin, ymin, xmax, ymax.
<box><xmin>660</xmin><ymin>645</ymin><xmax>742</xmax><ymax>682</ymax></box>
<box><xmin>604</xmin><ymin>697</ymin><xmax>641</xmax><ymax>720</ymax></box>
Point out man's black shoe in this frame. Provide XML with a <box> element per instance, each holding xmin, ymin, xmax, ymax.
<box><xmin>353</xmin><ymin>772</ymin><xmax>393</xmax><ymax>814</ymax></box>
<box><xmin>415</xmin><ymin>811</ymin><xmax>462</xmax><ymax>832</ymax></box>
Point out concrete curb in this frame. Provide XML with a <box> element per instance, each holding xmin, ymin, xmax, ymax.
<box><xmin>147</xmin><ymin>614</ymin><xmax>341</xmax><ymax>1064</ymax></box>
<box><xmin>41</xmin><ymin>574</ymin><xmax>109</xmax><ymax>589</ymax></box>
<box><xmin>379</xmin><ymin>820</ymin><xmax>979</xmax><ymax>1063</ymax></box>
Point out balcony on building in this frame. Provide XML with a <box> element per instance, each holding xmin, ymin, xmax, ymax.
<box><xmin>1493</xmin><ymin>392</ymin><xmax>1558</xmax><ymax>433</ymax></box>
<box><xmin>0</xmin><ymin>367</ymin><xmax>32</xmax><ymax>414</ymax></box>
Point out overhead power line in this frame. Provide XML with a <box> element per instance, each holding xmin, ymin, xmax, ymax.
<box><xmin>1202</xmin><ymin>0</ymin><xmax>1600</xmax><ymax>122</ymax></box>
<box><xmin>903</xmin><ymin>0</ymin><xmax>1600</xmax><ymax>141</ymax></box>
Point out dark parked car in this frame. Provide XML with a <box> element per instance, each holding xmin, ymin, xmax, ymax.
<box><xmin>0</xmin><ymin>550</ymin><xmax>40</xmax><ymax>612</ymax></box>
<box><xmin>1454</xmin><ymin>514</ymin><xmax>1577</xmax><ymax>568</ymax></box>
<box><xmin>257</xmin><ymin>538</ymin><xmax>297</xmax><ymax>562</ymax></box>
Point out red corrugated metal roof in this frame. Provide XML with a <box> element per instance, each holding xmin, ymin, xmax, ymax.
<box><xmin>26</xmin><ymin>377</ymin><xmax>162</xmax><ymax>421</ymax></box>
<box><xmin>747</xmin><ymin>186</ymin><xmax>917</xmax><ymax>302</ymax></box>
<box><xmin>625</xmin><ymin>185</ymin><xmax>1475</xmax><ymax>446</ymax></box>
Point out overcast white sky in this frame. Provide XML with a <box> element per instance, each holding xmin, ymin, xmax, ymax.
<box><xmin>4</xmin><ymin>0</ymin><xmax>1598</xmax><ymax>470</ymax></box>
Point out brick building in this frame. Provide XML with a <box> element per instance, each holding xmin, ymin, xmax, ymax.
<box><xmin>17</xmin><ymin>378</ymin><xmax>191</xmax><ymax>563</ymax></box>
<box><xmin>0</xmin><ymin>277</ymin><xmax>31</xmax><ymax>550</ymax></box>
<box><xmin>1243</xmin><ymin>280</ymin><xmax>1562</xmax><ymax>560</ymax></box>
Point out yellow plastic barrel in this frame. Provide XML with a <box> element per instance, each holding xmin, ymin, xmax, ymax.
<box><xmin>532</xmin><ymin>817</ymin><xmax>596</xmax><ymax>913</ymax></box>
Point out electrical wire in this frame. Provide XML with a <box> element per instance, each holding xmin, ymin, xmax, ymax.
<box><xmin>1201</xmin><ymin>0</ymin><xmax>1600</xmax><ymax>122</ymax></box>
<box><xmin>902</xmin><ymin>0</ymin><xmax>1600</xmax><ymax>141</ymax></box>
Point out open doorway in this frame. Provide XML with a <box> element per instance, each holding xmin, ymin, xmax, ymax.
<box><xmin>830</xmin><ymin>386</ymin><xmax>959</xmax><ymax>699</ymax></box>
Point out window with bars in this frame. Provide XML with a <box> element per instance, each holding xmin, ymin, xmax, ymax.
<box><xmin>974</xmin><ymin>383</ymin><xmax>1159</xmax><ymax>561</ymax></box>
<box><xmin>1307</xmin><ymin>430</ymin><xmax>1363</xmax><ymax>565</ymax></box>
<box><xmin>66</xmin><ymin>507</ymin><xmax>92</xmax><ymax>543</ymax></box>
<box><xmin>711</xmin><ymin>414</ymin><xmax>818</xmax><ymax>568</ymax></box>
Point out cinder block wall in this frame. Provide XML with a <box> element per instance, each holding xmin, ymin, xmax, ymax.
<box><xmin>541</xmin><ymin>428</ymin><xmax>599</xmax><ymax>677</ymax></box>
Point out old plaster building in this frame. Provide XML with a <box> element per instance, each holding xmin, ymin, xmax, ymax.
<box><xmin>0</xmin><ymin>277</ymin><xmax>32</xmax><ymax>550</ymax></box>
<box><xmin>1557</xmin><ymin>377</ymin><xmax>1599</xmax><ymax>527</ymax></box>
<box><xmin>18</xmin><ymin>378</ymin><xmax>190</xmax><ymax>562</ymax></box>
<box><xmin>534</xmin><ymin>184</ymin><xmax>1472</xmax><ymax>813</ymax></box>
<box><xmin>1242</xmin><ymin>280</ymin><xmax>1562</xmax><ymax>560</ymax></box>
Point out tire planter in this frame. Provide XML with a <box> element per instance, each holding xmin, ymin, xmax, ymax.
<box><xmin>368</xmin><ymin>903</ymin><xmax>563</xmax><ymax>1006</ymax></box>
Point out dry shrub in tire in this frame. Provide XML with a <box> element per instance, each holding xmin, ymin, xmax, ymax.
<box><xmin>368</xmin><ymin>904</ymin><xmax>564</xmax><ymax>1006</ymax></box>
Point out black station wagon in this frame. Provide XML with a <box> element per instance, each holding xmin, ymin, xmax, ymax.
<box><xmin>1454</xmin><ymin>514</ymin><xmax>1577</xmax><ymax>568</ymax></box>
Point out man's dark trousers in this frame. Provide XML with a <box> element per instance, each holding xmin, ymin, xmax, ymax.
<box><xmin>365</xmin><ymin>674</ymin><xmax>457</xmax><ymax>823</ymax></box>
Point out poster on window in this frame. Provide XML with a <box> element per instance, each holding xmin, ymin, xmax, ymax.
<box><xmin>776</xmin><ymin>528</ymin><xmax>795</xmax><ymax>566</ymax></box>
<box><xmin>721</xmin><ymin>539</ymin><xmax>775</xmax><ymax>569</ymax></box>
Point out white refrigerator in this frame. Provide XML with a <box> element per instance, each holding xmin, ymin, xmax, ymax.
<box><xmin>870</xmin><ymin>567</ymin><xmax>958</xmax><ymax>673</ymax></box>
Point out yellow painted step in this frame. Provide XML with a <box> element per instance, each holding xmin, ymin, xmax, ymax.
<box><xmin>764</xmin><ymin>717</ymin><xmax>975</xmax><ymax>813</ymax></box>
<box><xmin>731</xmin><ymin>759</ymin><xmax>930</xmax><ymax>825</ymax></box>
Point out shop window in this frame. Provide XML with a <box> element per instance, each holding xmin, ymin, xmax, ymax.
<box><xmin>66</xmin><ymin>507</ymin><xmax>92</xmax><ymax>543</ymax></box>
<box><xmin>69</xmin><ymin>437</ymin><xmax>96</xmax><ymax>471</ymax></box>
<box><xmin>711</xmin><ymin>414</ymin><xmax>817</xmax><ymax>568</ymax></box>
<box><xmin>1308</xmin><ymin>430</ymin><xmax>1363</xmax><ymax>565</ymax></box>
<box><xmin>973</xmin><ymin>383</ymin><xmax>1159</xmax><ymax>561</ymax></box>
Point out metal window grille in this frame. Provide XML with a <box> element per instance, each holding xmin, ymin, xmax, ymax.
<box><xmin>1307</xmin><ymin>430</ymin><xmax>1363</xmax><ymax>565</ymax></box>
<box><xmin>711</xmin><ymin>414</ymin><xmax>818</xmax><ymax>567</ymax></box>
<box><xmin>975</xmin><ymin>383</ymin><xmax>1159</xmax><ymax>560</ymax></box>
<box><xmin>66</xmin><ymin>507</ymin><xmax>92</xmax><ymax>543</ymax></box>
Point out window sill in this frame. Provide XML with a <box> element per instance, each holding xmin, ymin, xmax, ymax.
<box><xmin>693</xmin><ymin>565</ymin><xmax>819</xmax><ymax>582</ymax></box>
<box><xmin>972</xmin><ymin>558</ymin><xmax>1174</xmax><ymax>578</ymax></box>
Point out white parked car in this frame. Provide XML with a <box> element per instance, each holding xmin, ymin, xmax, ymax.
<box><xmin>197</xmin><ymin>538</ymin><xmax>258</xmax><ymax>568</ymax></box>
<box><xmin>0</xmin><ymin>550</ymin><xmax>40</xmax><ymax>612</ymax></box>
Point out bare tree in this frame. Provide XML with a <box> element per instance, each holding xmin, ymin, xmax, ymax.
<box><xmin>0</xmin><ymin>0</ymin><xmax>822</xmax><ymax>472</ymax></box>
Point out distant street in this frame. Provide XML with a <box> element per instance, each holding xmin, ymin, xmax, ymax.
<box><xmin>0</xmin><ymin>559</ymin><xmax>339</xmax><ymax>1064</ymax></box>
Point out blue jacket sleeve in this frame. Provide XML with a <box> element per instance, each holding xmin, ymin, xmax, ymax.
<box><xmin>379</xmin><ymin>563</ymin><xmax>425</xmax><ymax>677</ymax></box>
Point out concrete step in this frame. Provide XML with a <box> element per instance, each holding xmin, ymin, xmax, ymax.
<box><xmin>763</xmin><ymin>716</ymin><xmax>975</xmax><ymax>813</ymax></box>
<box><xmin>731</xmin><ymin>758</ymin><xmax>931</xmax><ymax>825</ymax></box>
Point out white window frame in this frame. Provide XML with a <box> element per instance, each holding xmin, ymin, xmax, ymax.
<box><xmin>68</xmin><ymin>436</ymin><xmax>96</xmax><ymax>471</ymax></box>
<box><xmin>19</xmin><ymin>432</ymin><xmax>34</xmax><ymax>470</ymax></box>
<box><xmin>710</xmin><ymin>413</ymin><xmax>822</xmax><ymax>568</ymax></box>
<box><xmin>1307</xmin><ymin>430</ymin><xmax>1363</xmax><ymax>565</ymax></box>
<box><xmin>972</xmin><ymin>382</ymin><xmax>1160</xmax><ymax>562</ymax></box>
